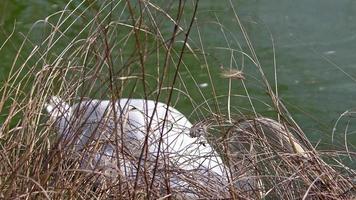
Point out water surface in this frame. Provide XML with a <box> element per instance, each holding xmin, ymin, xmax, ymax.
<box><xmin>1</xmin><ymin>0</ymin><xmax>355</xmax><ymax>148</ymax></box>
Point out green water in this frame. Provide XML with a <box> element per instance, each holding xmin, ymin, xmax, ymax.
<box><xmin>1</xmin><ymin>0</ymin><xmax>356</xmax><ymax>149</ymax></box>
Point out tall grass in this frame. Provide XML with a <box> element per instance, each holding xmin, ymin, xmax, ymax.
<box><xmin>0</xmin><ymin>0</ymin><xmax>355</xmax><ymax>199</ymax></box>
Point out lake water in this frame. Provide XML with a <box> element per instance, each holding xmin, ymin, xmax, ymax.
<box><xmin>1</xmin><ymin>0</ymin><xmax>356</xmax><ymax>148</ymax></box>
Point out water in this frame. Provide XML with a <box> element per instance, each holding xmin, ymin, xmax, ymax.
<box><xmin>234</xmin><ymin>0</ymin><xmax>356</xmax><ymax>146</ymax></box>
<box><xmin>1</xmin><ymin>0</ymin><xmax>356</xmax><ymax>148</ymax></box>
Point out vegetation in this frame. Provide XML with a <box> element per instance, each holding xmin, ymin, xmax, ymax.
<box><xmin>0</xmin><ymin>0</ymin><xmax>354</xmax><ymax>199</ymax></box>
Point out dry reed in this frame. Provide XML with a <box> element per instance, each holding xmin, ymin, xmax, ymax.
<box><xmin>0</xmin><ymin>0</ymin><xmax>354</xmax><ymax>199</ymax></box>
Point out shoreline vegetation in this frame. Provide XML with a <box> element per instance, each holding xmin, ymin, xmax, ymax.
<box><xmin>0</xmin><ymin>0</ymin><xmax>355</xmax><ymax>199</ymax></box>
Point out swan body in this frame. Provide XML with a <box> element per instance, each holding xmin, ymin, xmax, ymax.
<box><xmin>46</xmin><ymin>96</ymin><xmax>228</xmax><ymax>196</ymax></box>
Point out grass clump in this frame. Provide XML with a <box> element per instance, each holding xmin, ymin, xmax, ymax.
<box><xmin>0</xmin><ymin>0</ymin><xmax>355</xmax><ymax>199</ymax></box>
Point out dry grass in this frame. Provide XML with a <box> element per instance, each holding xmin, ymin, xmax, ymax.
<box><xmin>191</xmin><ymin>116</ymin><xmax>355</xmax><ymax>199</ymax></box>
<box><xmin>0</xmin><ymin>0</ymin><xmax>355</xmax><ymax>199</ymax></box>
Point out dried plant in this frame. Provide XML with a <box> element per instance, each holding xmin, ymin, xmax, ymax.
<box><xmin>0</xmin><ymin>0</ymin><xmax>354</xmax><ymax>199</ymax></box>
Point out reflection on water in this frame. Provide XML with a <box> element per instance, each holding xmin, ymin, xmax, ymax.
<box><xmin>0</xmin><ymin>0</ymin><xmax>355</xmax><ymax>147</ymax></box>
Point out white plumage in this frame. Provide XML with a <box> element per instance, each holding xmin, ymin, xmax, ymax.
<box><xmin>45</xmin><ymin>96</ymin><xmax>228</xmax><ymax>196</ymax></box>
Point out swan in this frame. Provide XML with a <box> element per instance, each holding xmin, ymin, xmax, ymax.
<box><xmin>45</xmin><ymin>96</ymin><xmax>229</xmax><ymax>197</ymax></box>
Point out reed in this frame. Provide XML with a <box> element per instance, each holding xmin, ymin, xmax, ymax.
<box><xmin>0</xmin><ymin>0</ymin><xmax>354</xmax><ymax>199</ymax></box>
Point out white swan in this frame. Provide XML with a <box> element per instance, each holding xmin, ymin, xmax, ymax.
<box><xmin>45</xmin><ymin>96</ymin><xmax>228</xmax><ymax>197</ymax></box>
